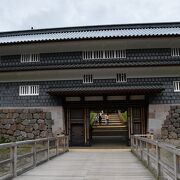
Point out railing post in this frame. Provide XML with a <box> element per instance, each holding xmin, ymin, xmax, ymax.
<box><xmin>56</xmin><ymin>137</ymin><xmax>59</xmax><ymax>155</ymax></box>
<box><xmin>146</xmin><ymin>142</ymin><xmax>150</xmax><ymax>167</ymax></box>
<box><xmin>156</xmin><ymin>142</ymin><xmax>160</xmax><ymax>178</ymax></box>
<box><xmin>32</xmin><ymin>142</ymin><xmax>37</xmax><ymax>167</ymax></box>
<box><xmin>47</xmin><ymin>138</ymin><xmax>50</xmax><ymax>160</ymax></box>
<box><xmin>66</xmin><ymin>135</ymin><xmax>69</xmax><ymax>151</ymax></box>
<box><xmin>130</xmin><ymin>136</ymin><xmax>133</xmax><ymax>152</ymax></box>
<box><xmin>10</xmin><ymin>144</ymin><xmax>17</xmax><ymax>177</ymax></box>
<box><xmin>173</xmin><ymin>152</ymin><xmax>178</xmax><ymax>180</ymax></box>
<box><xmin>63</xmin><ymin>136</ymin><xmax>65</xmax><ymax>152</ymax></box>
<box><xmin>140</xmin><ymin>140</ymin><xmax>143</xmax><ymax>160</ymax></box>
<box><xmin>135</xmin><ymin>138</ymin><xmax>138</xmax><ymax>155</ymax></box>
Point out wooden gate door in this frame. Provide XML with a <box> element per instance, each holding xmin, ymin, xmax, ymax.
<box><xmin>70</xmin><ymin>108</ymin><xmax>84</xmax><ymax>146</ymax></box>
<box><xmin>128</xmin><ymin>106</ymin><xmax>146</xmax><ymax>137</ymax></box>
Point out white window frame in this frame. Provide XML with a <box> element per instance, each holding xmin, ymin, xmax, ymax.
<box><xmin>171</xmin><ymin>48</ymin><xmax>180</xmax><ymax>57</ymax></box>
<box><xmin>82</xmin><ymin>50</ymin><xmax>126</xmax><ymax>60</ymax></box>
<box><xmin>116</xmin><ymin>73</ymin><xmax>127</xmax><ymax>83</ymax></box>
<box><xmin>173</xmin><ymin>81</ymin><xmax>180</xmax><ymax>92</ymax></box>
<box><xmin>21</xmin><ymin>54</ymin><xmax>40</xmax><ymax>63</ymax></box>
<box><xmin>83</xmin><ymin>74</ymin><xmax>93</xmax><ymax>84</ymax></box>
<box><xmin>19</xmin><ymin>85</ymin><xmax>39</xmax><ymax>96</ymax></box>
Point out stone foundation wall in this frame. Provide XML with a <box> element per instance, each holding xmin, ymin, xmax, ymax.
<box><xmin>0</xmin><ymin>109</ymin><xmax>54</xmax><ymax>141</ymax></box>
<box><xmin>161</xmin><ymin>106</ymin><xmax>180</xmax><ymax>140</ymax></box>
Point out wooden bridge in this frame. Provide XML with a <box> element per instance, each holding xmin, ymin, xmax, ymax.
<box><xmin>13</xmin><ymin>148</ymin><xmax>154</xmax><ymax>180</ymax></box>
<box><xmin>0</xmin><ymin>135</ymin><xmax>180</xmax><ymax>180</ymax></box>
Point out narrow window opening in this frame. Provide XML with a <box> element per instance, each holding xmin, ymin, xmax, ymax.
<box><xmin>19</xmin><ymin>85</ymin><xmax>39</xmax><ymax>96</ymax></box>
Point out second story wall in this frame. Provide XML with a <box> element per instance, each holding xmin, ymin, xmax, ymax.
<box><xmin>0</xmin><ymin>48</ymin><xmax>179</xmax><ymax>71</ymax></box>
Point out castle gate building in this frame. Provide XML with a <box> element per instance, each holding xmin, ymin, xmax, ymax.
<box><xmin>0</xmin><ymin>22</ymin><xmax>180</xmax><ymax>146</ymax></box>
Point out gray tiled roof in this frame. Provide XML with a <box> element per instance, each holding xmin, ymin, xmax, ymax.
<box><xmin>0</xmin><ymin>57</ymin><xmax>180</xmax><ymax>72</ymax></box>
<box><xmin>47</xmin><ymin>84</ymin><xmax>164</xmax><ymax>95</ymax></box>
<box><xmin>0</xmin><ymin>22</ymin><xmax>180</xmax><ymax>44</ymax></box>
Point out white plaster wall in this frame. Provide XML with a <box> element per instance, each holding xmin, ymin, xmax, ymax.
<box><xmin>0</xmin><ymin>106</ymin><xmax>64</xmax><ymax>136</ymax></box>
<box><xmin>42</xmin><ymin>106</ymin><xmax>64</xmax><ymax>135</ymax></box>
<box><xmin>148</xmin><ymin>104</ymin><xmax>170</xmax><ymax>133</ymax></box>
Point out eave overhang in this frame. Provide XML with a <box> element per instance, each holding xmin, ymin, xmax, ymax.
<box><xmin>47</xmin><ymin>85</ymin><xmax>164</xmax><ymax>96</ymax></box>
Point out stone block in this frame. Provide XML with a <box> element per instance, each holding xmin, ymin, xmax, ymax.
<box><xmin>32</xmin><ymin>130</ymin><xmax>40</xmax><ymax>136</ymax></box>
<box><xmin>4</xmin><ymin>124</ymin><xmax>11</xmax><ymax>130</ymax></box>
<box><xmin>2</xmin><ymin>129</ymin><xmax>6</xmax><ymax>134</ymax></box>
<box><xmin>27</xmin><ymin>113</ymin><xmax>32</xmax><ymax>119</ymax></box>
<box><xmin>27</xmin><ymin>133</ymin><xmax>34</xmax><ymax>139</ymax></box>
<box><xmin>25</xmin><ymin>126</ymin><xmax>33</xmax><ymax>133</ymax></box>
<box><xmin>0</xmin><ymin>113</ymin><xmax>6</xmax><ymax>119</ymax></box>
<box><xmin>37</xmin><ymin>119</ymin><xmax>44</xmax><ymax>124</ymax></box>
<box><xmin>7</xmin><ymin>130</ymin><xmax>14</xmax><ymax>135</ymax></box>
<box><xmin>45</xmin><ymin>119</ymin><xmax>53</xmax><ymax>125</ymax></box>
<box><xmin>6</xmin><ymin>113</ymin><xmax>13</xmax><ymax>119</ymax></box>
<box><xmin>8</xmin><ymin>119</ymin><xmax>15</xmax><ymax>125</ymax></box>
<box><xmin>29</xmin><ymin>119</ymin><xmax>37</xmax><ymax>124</ymax></box>
<box><xmin>46</xmin><ymin>112</ymin><xmax>51</xmax><ymax>120</ymax></box>
<box><xmin>33</xmin><ymin>113</ymin><xmax>39</xmax><ymax>119</ymax></box>
<box><xmin>162</xmin><ymin>135</ymin><xmax>168</xmax><ymax>139</ymax></box>
<box><xmin>2</xmin><ymin>119</ymin><xmax>7</xmax><ymax>125</ymax></box>
<box><xmin>33</xmin><ymin>123</ymin><xmax>39</xmax><ymax>130</ymax></box>
<box><xmin>168</xmin><ymin>125</ymin><xmax>175</xmax><ymax>132</ymax></box>
<box><xmin>40</xmin><ymin>131</ymin><xmax>48</xmax><ymax>138</ymax></box>
<box><xmin>47</xmin><ymin>124</ymin><xmax>52</xmax><ymax>129</ymax></box>
<box><xmin>39</xmin><ymin>124</ymin><xmax>47</xmax><ymax>131</ymax></box>
<box><xmin>173</xmin><ymin>123</ymin><xmax>180</xmax><ymax>128</ymax></box>
<box><xmin>21</xmin><ymin>131</ymin><xmax>27</xmax><ymax>138</ymax></box>
<box><xmin>14</xmin><ymin>130</ymin><xmax>21</xmax><ymax>137</ymax></box>
<box><xmin>176</xmin><ymin>128</ymin><xmax>180</xmax><ymax>134</ymax></box>
<box><xmin>13</xmin><ymin>113</ymin><xmax>19</xmax><ymax>119</ymax></box>
<box><xmin>17</xmin><ymin>124</ymin><xmax>25</xmax><ymax>131</ymax></box>
<box><xmin>162</xmin><ymin>124</ymin><xmax>168</xmax><ymax>128</ymax></box>
<box><xmin>22</xmin><ymin>109</ymin><xmax>29</xmax><ymax>113</ymax></box>
<box><xmin>17</xmin><ymin>136</ymin><xmax>23</xmax><ymax>141</ymax></box>
<box><xmin>175</xmin><ymin>109</ymin><xmax>180</xmax><ymax>114</ymax></box>
<box><xmin>169</xmin><ymin>132</ymin><xmax>178</xmax><ymax>139</ymax></box>
<box><xmin>15</xmin><ymin>118</ymin><xmax>22</xmax><ymax>123</ymax></box>
<box><xmin>161</xmin><ymin>129</ymin><xmax>168</xmax><ymax>136</ymax></box>
<box><xmin>39</xmin><ymin>112</ymin><xmax>46</xmax><ymax>119</ymax></box>
<box><xmin>20</xmin><ymin>113</ymin><xmax>27</xmax><ymax>120</ymax></box>
<box><xmin>9</xmin><ymin>136</ymin><xmax>15</xmax><ymax>142</ymax></box>
<box><xmin>22</xmin><ymin>119</ymin><xmax>29</xmax><ymax>126</ymax></box>
<box><xmin>172</xmin><ymin>113</ymin><xmax>179</xmax><ymax>118</ymax></box>
<box><xmin>4</xmin><ymin>134</ymin><xmax>10</xmax><ymax>139</ymax></box>
<box><xmin>10</xmin><ymin>124</ymin><xmax>16</xmax><ymax>131</ymax></box>
<box><xmin>164</xmin><ymin>120</ymin><xmax>171</xmax><ymax>125</ymax></box>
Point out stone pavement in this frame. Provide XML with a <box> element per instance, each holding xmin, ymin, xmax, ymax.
<box><xmin>14</xmin><ymin>149</ymin><xmax>155</xmax><ymax>180</ymax></box>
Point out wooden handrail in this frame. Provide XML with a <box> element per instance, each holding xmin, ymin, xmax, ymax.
<box><xmin>0</xmin><ymin>135</ymin><xmax>69</xmax><ymax>179</ymax></box>
<box><xmin>131</xmin><ymin>135</ymin><xmax>180</xmax><ymax>180</ymax></box>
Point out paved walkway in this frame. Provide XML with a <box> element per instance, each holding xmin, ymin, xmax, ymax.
<box><xmin>14</xmin><ymin>149</ymin><xmax>155</xmax><ymax>180</ymax></box>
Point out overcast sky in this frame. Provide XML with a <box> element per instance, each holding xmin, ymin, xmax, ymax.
<box><xmin>0</xmin><ymin>0</ymin><xmax>180</xmax><ymax>32</ymax></box>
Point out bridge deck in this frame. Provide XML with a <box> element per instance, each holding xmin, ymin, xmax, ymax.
<box><xmin>14</xmin><ymin>149</ymin><xmax>155</xmax><ymax>180</ymax></box>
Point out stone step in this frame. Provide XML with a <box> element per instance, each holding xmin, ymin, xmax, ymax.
<box><xmin>100</xmin><ymin>120</ymin><xmax>122</xmax><ymax>123</ymax></box>
<box><xmin>92</xmin><ymin>129</ymin><xmax>128</xmax><ymax>136</ymax></box>
<box><xmin>93</xmin><ymin>124</ymin><xmax>124</xmax><ymax>128</ymax></box>
<box><xmin>93</xmin><ymin>123</ymin><xmax>126</xmax><ymax>126</ymax></box>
